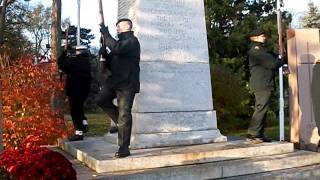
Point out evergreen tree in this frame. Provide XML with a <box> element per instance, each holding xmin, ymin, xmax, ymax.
<box><xmin>62</xmin><ymin>25</ymin><xmax>95</xmax><ymax>49</ymax></box>
<box><xmin>302</xmin><ymin>1</ymin><xmax>320</xmax><ymax>28</ymax></box>
<box><xmin>204</xmin><ymin>0</ymin><xmax>291</xmax><ymax>131</ymax></box>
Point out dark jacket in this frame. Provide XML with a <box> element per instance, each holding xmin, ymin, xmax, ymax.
<box><xmin>58</xmin><ymin>51</ymin><xmax>91</xmax><ymax>96</ymax></box>
<box><xmin>101</xmin><ymin>30</ymin><xmax>140</xmax><ymax>93</ymax></box>
<box><xmin>248</xmin><ymin>42</ymin><xmax>283</xmax><ymax>92</ymax></box>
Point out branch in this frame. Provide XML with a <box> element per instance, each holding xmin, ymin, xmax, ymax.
<box><xmin>7</xmin><ymin>0</ymin><xmax>15</xmax><ymax>5</ymax></box>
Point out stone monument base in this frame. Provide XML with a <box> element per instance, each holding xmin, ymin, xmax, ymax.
<box><xmin>129</xmin><ymin>129</ymin><xmax>226</xmax><ymax>149</ymax></box>
<box><xmin>105</xmin><ymin>129</ymin><xmax>226</xmax><ymax>149</ymax></box>
<box><xmin>105</xmin><ymin>110</ymin><xmax>226</xmax><ymax>149</ymax></box>
<box><xmin>59</xmin><ymin>138</ymin><xmax>294</xmax><ymax>174</ymax></box>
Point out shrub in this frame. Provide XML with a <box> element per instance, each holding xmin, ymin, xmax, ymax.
<box><xmin>1</xmin><ymin>56</ymin><xmax>73</xmax><ymax>150</ymax></box>
<box><xmin>211</xmin><ymin>62</ymin><xmax>251</xmax><ymax>132</ymax></box>
<box><xmin>0</xmin><ymin>147</ymin><xmax>76</xmax><ymax>180</ymax></box>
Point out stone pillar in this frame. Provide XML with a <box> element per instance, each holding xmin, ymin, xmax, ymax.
<box><xmin>117</xmin><ymin>0</ymin><xmax>226</xmax><ymax>149</ymax></box>
<box><xmin>287</xmin><ymin>28</ymin><xmax>320</xmax><ymax>151</ymax></box>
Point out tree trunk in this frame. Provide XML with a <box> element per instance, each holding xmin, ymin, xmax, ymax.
<box><xmin>51</xmin><ymin>0</ymin><xmax>61</xmax><ymax>60</ymax></box>
<box><xmin>0</xmin><ymin>83</ymin><xmax>3</xmax><ymax>152</ymax></box>
<box><xmin>0</xmin><ymin>0</ymin><xmax>8</xmax><ymax>45</ymax></box>
<box><xmin>0</xmin><ymin>0</ymin><xmax>7</xmax><ymax>152</ymax></box>
<box><xmin>50</xmin><ymin>0</ymin><xmax>65</xmax><ymax>122</ymax></box>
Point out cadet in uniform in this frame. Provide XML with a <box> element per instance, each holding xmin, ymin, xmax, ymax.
<box><xmin>58</xmin><ymin>46</ymin><xmax>91</xmax><ymax>141</ymax></box>
<box><xmin>247</xmin><ymin>29</ymin><xmax>285</xmax><ymax>144</ymax></box>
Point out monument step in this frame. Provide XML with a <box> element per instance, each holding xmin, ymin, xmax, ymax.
<box><xmin>224</xmin><ymin>163</ymin><xmax>320</xmax><ymax>180</ymax></box>
<box><xmin>59</xmin><ymin>137</ymin><xmax>293</xmax><ymax>173</ymax></box>
<box><xmin>94</xmin><ymin>150</ymin><xmax>320</xmax><ymax>180</ymax></box>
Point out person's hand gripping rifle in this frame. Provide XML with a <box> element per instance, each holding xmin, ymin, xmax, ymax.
<box><xmin>98</xmin><ymin>0</ymin><xmax>111</xmax><ymax>80</ymax></box>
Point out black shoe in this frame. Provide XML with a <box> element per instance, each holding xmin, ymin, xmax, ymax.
<box><xmin>246</xmin><ymin>134</ymin><xmax>272</xmax><ymax>144</ymax></box>
<box><xmin>115</xmin><ymin>147</ymin><xmax>130</xmax><ymax>158</ymax></box>
<box><xmin>68</xmin><ymin>135</ymin><xmax>83</xmax><ymax>141</ymax></box>
<box><xmin>246</xmin><ymin>136</ymin><xmax>263</xmax><ymax>144</ymax></box>
<box><xmin>109</xmin><ymin>126</ymin><xmax>118</xmax><ymax>134</ymax></box>
<box><xmin>83</xmin><ymin>125</ymin><xmax>89</xmax><ymax>133</ymax></box>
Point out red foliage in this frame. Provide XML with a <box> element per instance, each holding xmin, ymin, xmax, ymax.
<box><xmin>1</xmin><ymin>56</ymin><xmax>73</xmax><ymax>150</ymax></box>
<box><xmin>0</xmin><ymin>147</ymin><xmax>77</xmax><ymax>180</ymax></box>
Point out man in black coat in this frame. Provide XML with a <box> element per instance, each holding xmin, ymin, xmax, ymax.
<box><xmin>247</xmin><ymin>29</ymin><xmax>284</xmax><ymax>144</ymax></box>
<box><xmin>58</xmin><ymin>46</ymin><xmax>91</xmax><ymax>141</ymax></box>
<box><xmin>97</xmin><ymin>18</ymin><xmax>140</xmax><ymax>158</ymax></box>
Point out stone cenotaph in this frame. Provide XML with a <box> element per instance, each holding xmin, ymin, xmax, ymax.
<box><xmin>114</xmin><ymin>0</ymin><xmax>226</xmax><ymax>149</ymax></box>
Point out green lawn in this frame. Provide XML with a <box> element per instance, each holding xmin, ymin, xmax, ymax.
<box><xmin>64</xmin><ymin>113</ymin><xmax>111</xmax><ymax>137</ymax></box>
<box><xmin>65</xmin><ymin>113</ymin><xmax>290</xmax><ymax>141</ymax></box>
<box><xmin>223</xmin><ymin>126</ymin><xmax>290</xmax><ymax>141</ymax></box>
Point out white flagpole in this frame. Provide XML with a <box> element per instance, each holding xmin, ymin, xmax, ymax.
<box><xmin>277</xmin><ymin>0</ymin><xmax>285</xmax><ymax>141</ymax></box>
<box><xmin>77</xmin><ymin>0</ymin><xmax>81</xmax><ymax>46</ymax></box>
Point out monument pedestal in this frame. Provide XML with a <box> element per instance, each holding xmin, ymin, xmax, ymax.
<box><xmin>115</xmin><ymin>0</ymin><xmax>226</xmax><ymax>149</ymax></box>
<box><xmin>287</xmin><ymin>29</ymin><xmax>320</xmax><ymax>151</ymax></box>
<box><xmin>59</xmin><ymin>138</ymin><xmax>294</xmax><ymax>174</ymax></box>
<box><xmin>105</xmin><ymin>111</ymin><xmax>225</xmax><ymax>149</ymax></box>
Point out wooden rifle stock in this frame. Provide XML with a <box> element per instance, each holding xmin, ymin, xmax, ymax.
<box><xmin>277</xmin><ymin>9</ymin><xmax>284</xmax><ymax>58</ymax></box>
<box><xmin>98</xmin><ymin>0</ymin><xmax>106</xmax><ymax>61</ymax></box>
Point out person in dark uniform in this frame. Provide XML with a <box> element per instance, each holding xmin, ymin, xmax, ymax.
<box><xmin>58</xmin><ymin>46</ymin><xmax>91</xmax><ymax>141</ymax></box>
<box><xmin>97</xmin><ymin>18</ymin><xmax>140</xmax><ymax>158</ymax></box>
<box><xmin>246</xmin><ymin>29</ymin><xmax>285</xmax><ymax>144</ymax></box>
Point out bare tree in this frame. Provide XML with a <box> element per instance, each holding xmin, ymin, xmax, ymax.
<box><xmin>26</xmin><ymin>4</ymin><xmax>51</xmax><ymax>56</ymax></box>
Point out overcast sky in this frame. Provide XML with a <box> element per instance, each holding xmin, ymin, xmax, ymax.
<box><xmin>30</xmin><ymin>0</ymin><xmax>118</xmax><ymax>47</ymax></box>
<box><xmin>283</xmin><ymin>0</ymin><xmax>320</xmax><ymax>28</ymax></box>
<box><xmin>30</xmin><ymin>0</ymin><xmax>320</xmax><ymax>47</ymax></box>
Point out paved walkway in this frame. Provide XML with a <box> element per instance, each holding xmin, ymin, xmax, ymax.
<box><xmin>52</xmin><ymin>147</ymin><xmax>97</xmax><ymax>180</ymax></box>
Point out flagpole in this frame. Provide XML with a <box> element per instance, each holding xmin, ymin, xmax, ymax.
<box><xmin>277</xmin><ymin>0</ymin><xmax>285</xmax><ymax>141</ymax></box>
<box><xmin>77</xmin><ymin>0</ymin><xmax>81</xmax><ymax>46</ymax></box>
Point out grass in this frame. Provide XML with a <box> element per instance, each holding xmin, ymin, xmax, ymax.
<box><xmin>64</xmin><ymin>113</ymin><xmax>111</xmax><ymax>137</ymax></box>
<box><xmin>65</xmin><ymin>113</ymin><xmax>291</xmax><ymax>141</ymax></box>
<box><xmin>223</xmin><ymin>126</ymin><xmax>290</xmax><ymax>141</ymax></box>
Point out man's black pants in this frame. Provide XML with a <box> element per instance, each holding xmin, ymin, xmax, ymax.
<box><xmin>248</xmin><ymin>90</ymin><xmax>272</xmax><ymax>137</ymax></box>
<box><xmin>68</xmin><ymin>92</ymin><xmax>88</xmax><ymax>132</ymax></box>
<box><xmin>96</xmin><ymin>86</ymin><xmax>135</xmax><ymax>148</ymax></box>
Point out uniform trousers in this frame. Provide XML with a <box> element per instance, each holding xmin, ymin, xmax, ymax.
<box><xmin>248</xmin><ymin>90</ymin><xmax>272</xmax><ymax>137</ymax></box>
<box><xmin>68</xmin><ymin>91</ymin><xmax>89</xmax><ymax>132</ymax></box>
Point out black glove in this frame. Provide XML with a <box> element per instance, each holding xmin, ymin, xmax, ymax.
<box><xmin>282</xmin><ymin>64</ymin><xmax>290</xmax><ymax>75</ymax></box>
<box><xmin>100</xmin><ymin>24</ymin><xmax>109</xmax><ymax>35</ymax></box>
<box><xmin>99</xmin><ymin>47</ymin><xmax>107</xmax><ymax>57</ymax></box>
<box><xmin>62</xmin><ymin>49</ymin><xmax>68</xmax><ymax>56</ymax></box>
<box><xmin>281</xmin><ymin>55</ymin><xmax>288</xmax><ymax>65</ymax></box>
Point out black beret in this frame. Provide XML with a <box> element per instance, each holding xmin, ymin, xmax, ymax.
<box><xmin>116</xmin><ymin>18</ymin><xmax>132</xmax><ymax>26</ymax></box>
<box><xmin>250</xmin><ymin>28</ymin><xmax>265</xmax><ymax>37</ymax></box>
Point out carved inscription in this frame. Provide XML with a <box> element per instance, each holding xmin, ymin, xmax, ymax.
<box><xmin>137</xmin><ymin>0</ymin><xmax>208</xmax><ymax>62</ymax></box>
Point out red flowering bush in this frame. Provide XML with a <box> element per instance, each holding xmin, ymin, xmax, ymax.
<box><xmin>1</xmin><ymin>56</ymin><xmax>73</xmax><ymax>150</ymax></box>
<box><xmin>0</xmin><ymin>48</ymin><xmax>76</xmax><ymax>179</ymax></box>
<box><xmin>0</xmin><ymin>147</ymin><xmax>76</xmax><ymax>180</ymax></box>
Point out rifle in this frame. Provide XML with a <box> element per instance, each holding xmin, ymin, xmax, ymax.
<box><xmin>277</xmin><ymin>3</ymin><xmax>284</xmax><ymax>59</ymax></box>
<box><xmin>98</xmin><ymin>0</ymin><xmax>106</xmax><ymax>62</ymax></box>
<box><xmin>97</xmin><ymin>0</ymin><xmax>111</xmax><ymax>83</ymax></box>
